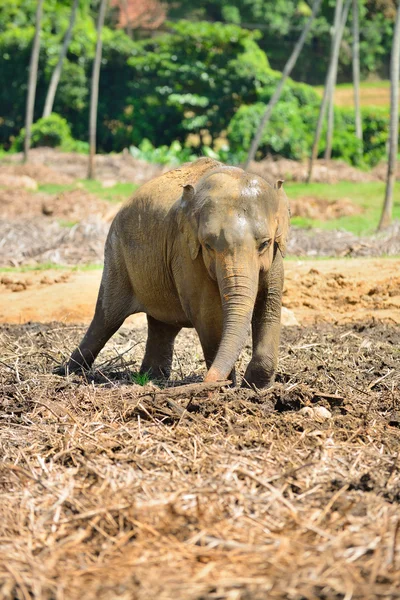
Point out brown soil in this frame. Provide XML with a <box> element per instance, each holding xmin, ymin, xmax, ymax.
<box><xmin>0</xmin><ymin>317</ymin><xmax>399</xmax><ymax>600</ymax></box>
<box><xmin>290</xmin><ymin>196</ymin><xmax>363</xmax><ymax>220</ymax></box>
<box><xmin>3</xmin><ymin>147</ymin><xmax>399</xmax><ymax>185</ymax></box>
<box><xmin>0</xmin><ymin>186</ymin><xmax>120</xmax><ymax>221</ymax></box>
<box><xmin>1</xmin><ymin>258</ymin><xmax>399</xmax><ymax>325</ymax></box>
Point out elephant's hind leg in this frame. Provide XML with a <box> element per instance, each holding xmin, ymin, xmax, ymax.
<box><xmin>65</xmin><ymin>261</ymin><xmax>139</xmax><ymax>374</ymax></box>
<box><xmin>140</xmin><ymin>316</ymin><xmax>181</xmax><ymax>380</ymax></box>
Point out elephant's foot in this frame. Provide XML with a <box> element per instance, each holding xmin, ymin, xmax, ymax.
<box><xmin>242</xmin><ymin>356</ymin><xmax>276</xmax><ymax>389</ymax></box>
<box><xmin>53</xmin><ymin>348</ymin><xmax>95</xmax><ymax>376</ymax></box>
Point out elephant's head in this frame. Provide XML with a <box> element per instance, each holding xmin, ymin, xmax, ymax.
<box><xmin>177</xmin><ymin>166</ymin><xmax>290</xmax><ymax>382</ymax></box>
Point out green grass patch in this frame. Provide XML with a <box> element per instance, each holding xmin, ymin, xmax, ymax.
<box><xmin>131</xmin><ymin>371</ymin><xmax>151</xmax><ymax>386</ymax></box>
<box><xmin>81</xmin><ymin>180</ymin><xmax>138</xmax><ymax>203</ymax></box>
<box><xmin>38</xmin><ymin>180</ymin><xmax>138</xmax><ymax>203</ymax></box>
<box><xmin>0</xmin><ymin>263</ymin><xmax>103</xmax><ymax>273</ymax></box>
<box><xmin>286</xmin><ymin>181</ymin><xmax>400</xmax><ymax>235</ymax></box>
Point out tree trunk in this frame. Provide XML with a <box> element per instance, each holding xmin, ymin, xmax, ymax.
<box><xmin>88</xmin><ymin>0</ymin><xmax>108</xmax><ymax>180</ymax></box>
<box><xmin>352</xmin><ymin>0</ymin><xmax>363</xmax><ymax>142</ymax></box>
<box><xmin>244</xmin><ymin>0</ymin><xmax>322</xmax><ymax>170</ymax></box>
<box><xmin>120</xmin><ymin>0</ymin><xmax>133</xmax><ymax>38</ymax></box>
<box><xmin>24</xmin><ymin>0</ymin><xmax>44</xmax><ymax>163</ymax></box>
<box><xmin>324</xmin><ymin>0</ymin><xmax>344</xmax><ymax>160</ymax></box>
<box><xmin>43</xmin><ymin>0</ymin><xmax>79</xmax><ymax>118</ymax></box>
<box><xmin>307</xmin><ymin>0</ymin><xmax>351</xmax><ymax>183</ymax></box>
<box><xmin>377</xmin><ymin>0</ymin><xmax>400</xmax><ymax>231</ymax></box>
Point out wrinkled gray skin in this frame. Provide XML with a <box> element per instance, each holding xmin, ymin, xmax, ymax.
<box><xmin>64</xmin><ymin>158</ymin><xmax>290</xmax><ymax>388</ymax></box>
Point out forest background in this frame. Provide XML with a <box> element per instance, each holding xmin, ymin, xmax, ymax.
<box><xmin>0</xmin><ymin>0</ymin><xmax>398</xmax><ymax>170</ymax></box>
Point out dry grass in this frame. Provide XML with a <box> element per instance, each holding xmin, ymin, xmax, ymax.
<box><xmin>1</xmin><ymin>321</ymin><xmax>400</xmax><ymax>599</ymax></box>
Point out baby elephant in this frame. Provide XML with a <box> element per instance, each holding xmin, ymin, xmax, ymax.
<box><xmin>63</xmin><ymin>158</ymin><xmax>290</xmax><ymax>388</ymax></box>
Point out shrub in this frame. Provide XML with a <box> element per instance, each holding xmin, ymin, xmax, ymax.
<box><xmin>11</xmin><ymin>113</ymin><xmax>88</xmax><ymax>153</ymax></box>
<box><xmin>227</xmin><ymin>100</ymin><xmax>389</xmax><ymax>168</ymax></box>
<box><xmin>228</xmin><ymin>101</ymin><xmax>314</xmax><ymax>161</ymax></box>
<box><xmin>129</xmin><ymin>139</ymin><xmax>196</xmax><ymax>165</ymax></box>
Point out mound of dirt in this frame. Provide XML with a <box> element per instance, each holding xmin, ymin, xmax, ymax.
<box><xmin>0</xmin><ymin>173</ymin><xmax>38</xmax><ymax>190</ymax></box>
<box><xmin>0</xmin><ymin>187</ymin><xmax>120</xmax><ymax>222</ymax></box>
<box><xmin>287</xmin><ymin>222</ymin><xmax>400</xmax><ymax>257</ymax></box>
<box><xmin>283</xmin><ymin>260</ymin><xmax>400</xmax><ymax>321</ymax></box>
<box><xmin>290</xmin><ymin>195</ymin><xmax>363</xmax><ymax>220</ymax></box>
<box><xmin>4</xmin><ymin>147</ymin><xmax>398</xmax><ymax>185</ymax></box>
<box><xmin>0</xmin><ymin>162</ymin><xmax>74</xmax><ymax>185</ymax></box>
<box><xmin>5</xmin><ymin>148</ymin><xmax>169</xmax><ymax>185</ymax></box>
<box><xmin>0</xmin><ymin>218</ymin><xmax>108</xmax><ymax>266</ymax></box>
<box><xmin>248</xmin><ymin>156</ymin><xmax>379</xmax><ymax>184</ymax></box>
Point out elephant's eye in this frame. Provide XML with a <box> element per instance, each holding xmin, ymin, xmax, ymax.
<box><xmin>204</xmin><ymin>242</ymin><xmax>212</xmax><ymax>251</ymax></box>
<box><xmin>258</xmin><ymin>240</ymin><xmax>271</xmax><ymax>253</ymax></box>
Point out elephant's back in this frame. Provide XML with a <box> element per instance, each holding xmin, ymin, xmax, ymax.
<box><xmin>123</xmin><ymin>157</ymin><xmax>222</xmax><ymax>213</ymax></box>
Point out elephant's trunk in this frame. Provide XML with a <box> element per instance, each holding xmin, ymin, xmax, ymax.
<box><xmin>205</xmin><ymin>255</ymin><xmax>258</xmax><ymax>382</ymax></box>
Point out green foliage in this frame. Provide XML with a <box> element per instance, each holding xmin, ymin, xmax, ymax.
<box><xmin>228</xmin><ymin>100</ymin><xmax>389</xmax><ymax>167</ymax></box>
<box><xmin>228</xmin><ymin>101</ymin><xmax>314</xmax><ymax>161</ymax></box>
<box><xmin>122</xmin><ymin>20</ymin><xmax>271</xmax><ymax>148</ymax></box>
<box><xmin>129</xmin><ymin>139</ymin><xmax>197</xmax><ymax>165</ymax></box>
<box><xmin>12</xmin><ymin>113</ymin><xmax>73</xmax><ymax>150</ymax></box>
<box><xmin>0</xmin><ymin>0</ymin><xmax>393</xmax><ymax>170</ymax></box>
<box><xmin>131</xmin><ymin>372</ymin><xmax>151</xmax><ymax>386</ymax></box>
<box><xmin>165</xmin><ymin>0</ymin><xmax>395</xmax><ymax>84</ymax></box>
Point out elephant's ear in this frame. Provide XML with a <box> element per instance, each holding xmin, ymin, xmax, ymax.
<box><xmin>177</xmin><ymin>184</ymin><xmax>200</xmax><ymax>260</ymax></box>
<box><xmin>274</xmin><ymin>180</ymin><xmax>290</xmax><ymax>257</ymax></box>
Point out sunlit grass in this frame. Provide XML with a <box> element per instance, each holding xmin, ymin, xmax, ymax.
<box><xmin>314</xmin><ymin>81</ymin><xmax>393</xmax><ymax>108</ymax></box>
<box><xmin>0</xmin><ymin>263</ymin><xmax>103</xmax><ymax>273</ymax></box>
<box><xmin>285</xmin><ymin>181</ymin><xmax>400</xmax><ymax>235</ymax></box>
<box><xmin>38</xmin><ymin>180</ymin><xmax>138</xmax><ymax>203</ymax></box>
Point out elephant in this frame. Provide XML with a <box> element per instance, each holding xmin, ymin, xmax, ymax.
<box><xmin>63</xmin><ymin>157</ymin><xmax>290</xmax><ymax>388</ymax></box>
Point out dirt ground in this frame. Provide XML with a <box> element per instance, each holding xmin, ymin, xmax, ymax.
<box><xmin>1</xmin><ymin>316</ymin><xmax>399</xmax><ymax>599</ymax></box>
<box><xmin>1</xmin><ymin>151</ymin><xmax>400</xmax><ymax>599</ymax></box>
<box><xmin>1</xmin><ymin>258</ymin><xmax>399</xmax><ymax>325</ymax></box>
<box><xmin>3</xmin><ymin>147</ymin><xmax>400</xmax><ymax>184</ymax></box>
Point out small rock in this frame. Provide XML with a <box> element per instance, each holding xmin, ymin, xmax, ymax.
<box><xmin>313</xmin><ymin>406</ymin><xmax>332</xmax><ymax>421</ymax></box>
<box><xmin>299</xmin><ymin>406</ymin><xmax>314</xmax><ymax>417</ymax></box>
<box><xmin>42</xmin><ymin>202</ymin><xmax>54</xmax><ymax>216</ymax></box>
<box><xmin>281</xmin><ymin>307</ymin><xmax>299</xmax><ymax>327</ymax></box>
<box><xmin>1</xmin><ymin>276</ymin><xmax>13</xmax><ymax>285</ymax></box>
<box><xmin>10</xmin><ymin>283</ymin><xmax>26</xmax><ymax>292</ymax></box>
<box><xmin>299</xmin><ymin>406</ymin><xmax>332</xmax><ymax>421</ymax></box>
<box><xmin>40</xmin><ymin>276</ymin><xmax>53</xmax><ymax>285</ymax></box>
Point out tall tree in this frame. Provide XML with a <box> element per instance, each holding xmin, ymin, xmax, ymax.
<box><xmin>307</xmin><ymin>0</ymin><xmax>351</xmax><ymax>183</ymax></box>
<box><xmin>324</xmin><ymin>0</ymin><xmax>343</xmax><ymax>160</ymax></box>
<box><xmin>244</xmin><ymin>0</ymin><xmax>322</xmax><ymax>170</ymax></box>
<box><xmin>352</xmin><ymin>0</ymin><xmax>363</xmax><ymax>143</ymax></box>
<box><xmin>378</xmin><ymin>0</ymin><xmax>400</xmax><ymax>230</ymax></box>
<box><xmin>43</xmin><ymin>0</ymin><xmax>79</xmax><ymax>118</ymax></box>
<box><xmin>88</xmin><ymin>0</ymin><xmax>108</xmax><ymax>180</ymax></box>
<box><xmin>24</xmin><ymin>0</ymin><xmax>44</xmax><ymax>163</ymax></box>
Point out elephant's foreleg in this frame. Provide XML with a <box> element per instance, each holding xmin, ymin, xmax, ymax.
<box><xmin>243</xmin><ymin>250</ymin><xmax>284</xmax><ymax>389</ymax></box>
<box><xmin>197</xmin><ymin>327</ymin><xmax>236</xmax><ymax>386</ymax></box>
<box><xmin>62</xmin><ymin>259</ymin><xmax>138</xmax><ymax>374</ymax></box>
<box><xmin>140</xmin><ymin>316</ymin><xmax>181</xmax><ymax>379</ymax></box>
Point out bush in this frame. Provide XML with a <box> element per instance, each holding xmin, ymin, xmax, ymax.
<box><xmin>227</xmin><ymin>100</ymin><xmax>389</xmax><ymax>168</ymax></box>
<box><xmin>11</xmin><ymin>113</ymin><xmax>88</xmax><ymax>153</ymax></box>
<box><xmin>228</xmin><ymin>101</ymin><xmax>314</xmax><ymax>161</ymax></box>
<box><xmin>129</xmin><ymin>139</ymin><xmax>196</xmax><ymax>165</ymax></box>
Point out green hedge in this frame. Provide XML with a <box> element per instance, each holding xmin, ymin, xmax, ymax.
<box><xmin>227</xmin><ymin>102</ymin><xmax>389</xmax><ymax>168</ymax></box>
<box><xmin>11</xmin><ymin>113</ymin><xmax>89</xmax><ymax>154</ymax></box>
